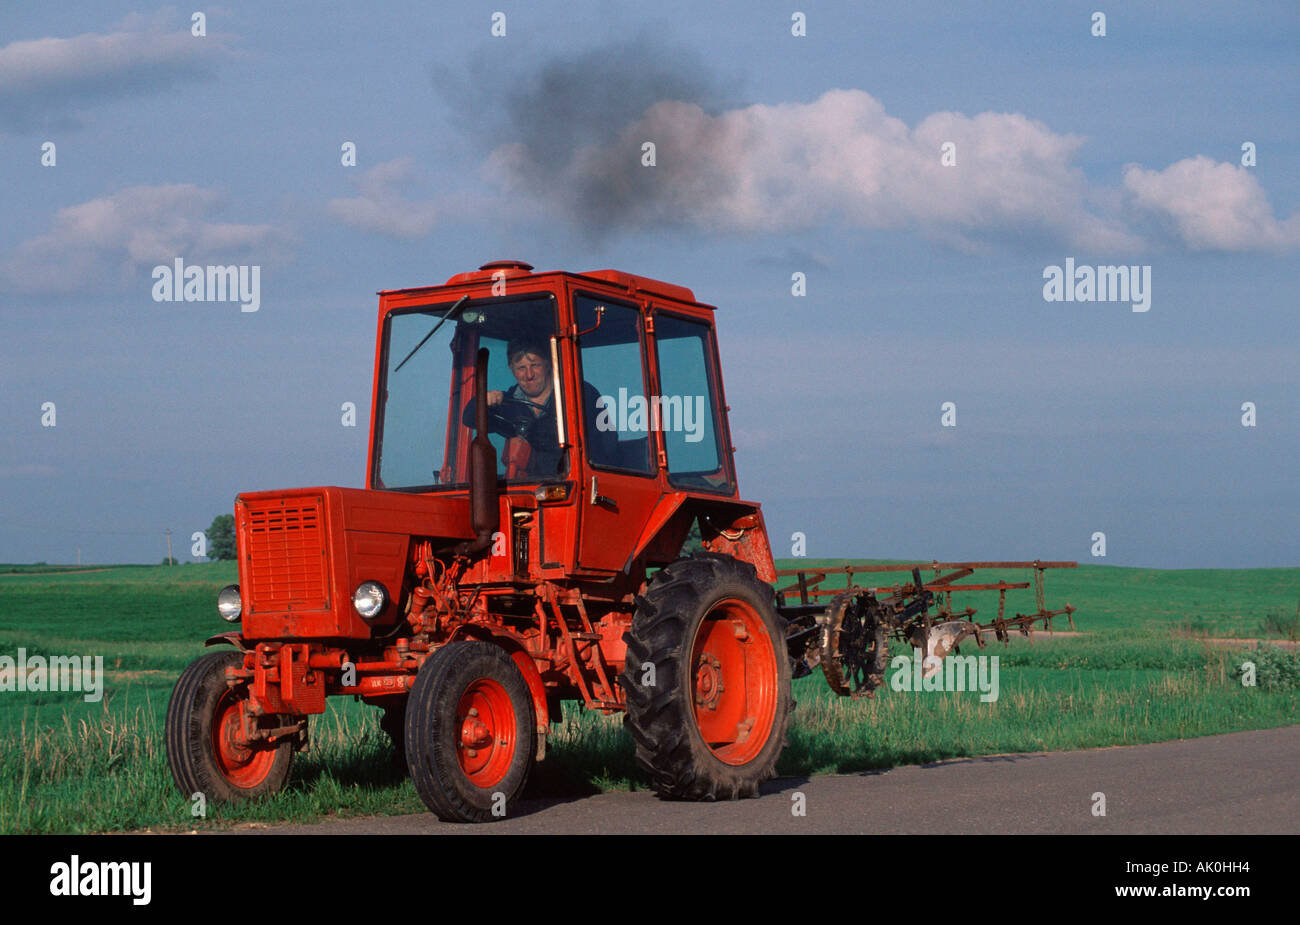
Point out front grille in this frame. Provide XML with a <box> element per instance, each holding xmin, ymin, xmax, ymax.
<box><xmin>243</xmin><ymin>497</ymin><xmax>329</xmax><ymax>611</ymax></box>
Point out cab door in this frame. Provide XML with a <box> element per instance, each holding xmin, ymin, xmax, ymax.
<box><xmin>573</xmin><ymin>293</ymin><xmax>663</xmax><ymax>573</ymax></box>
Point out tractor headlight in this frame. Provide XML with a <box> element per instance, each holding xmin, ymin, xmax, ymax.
<box><xmin>217</xmin><ymin>585</ymin><xmax>242</xmax><ymax>622</ymax></box>
<box><xmin>353</xmin><ymin>581</ymin><xmax>388</xmax><ymax>621</ymax></box>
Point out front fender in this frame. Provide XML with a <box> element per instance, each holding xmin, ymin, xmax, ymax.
<box><xmin>204</xmin><ymin>631</ymin><xmax>252</xmax><ymax>651</ymax></box>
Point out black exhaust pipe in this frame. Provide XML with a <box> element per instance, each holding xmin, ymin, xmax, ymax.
<box><xmin>456</xmin><ymin>347</ymin><xmax>499</xmax><ymax>556</ymax></box>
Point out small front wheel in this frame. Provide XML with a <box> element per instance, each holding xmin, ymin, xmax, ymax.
<box><xmin>165</xmin><ymin>651</ymin><xmax>294</xmax><ymax>805</ymax></box>
<box><xmin>404</xmin><ymin>642</ymin><xmax>536</xmax><ymax>823</ymax></box>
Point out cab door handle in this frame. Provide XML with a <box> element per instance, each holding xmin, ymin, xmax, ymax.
<box><xmin>589</xmin><ymin>476</ymin><xmax>615</xmax><ymax>509</ymax></box>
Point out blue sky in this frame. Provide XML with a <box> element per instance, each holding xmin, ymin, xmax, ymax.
<box><xmin>0</xmin><ymin>1</ymin><xmax>1296</xmax><ymax>567</ymax></box>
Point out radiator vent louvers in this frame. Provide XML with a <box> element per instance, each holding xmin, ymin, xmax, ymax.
<box><xmin>243</xmin><ymin>497</ymin><xmax>329</xmax><ymax>611</ymax></box>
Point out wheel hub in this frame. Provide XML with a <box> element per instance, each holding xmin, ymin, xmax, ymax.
<box><xmin>455</xmin><ymin>679</ymin><xmax>517</xmax><ymax>788</ymax></box>
<box><xmin>688</xmin><ymin>599</ymin><xmax>780</xmax><ymax>766</ymax></box>
<box><xmin>211</xmin><ymin>690</ymin><xmax>278</xmax><ymax>787</ymax></box>
<box><xmin>694</xmin><ymin>653</ymin><xmax>724</xmax><ymax>709</ymax></box>
<box><xmin>221</xmin><ymin>713</ymin><xmax>253</xmax><ymax>761</ymax></box>
<box><xmin>460</xmin><ymin>715</ymin><xmax>493</xmax><ymax>750</ymax></box>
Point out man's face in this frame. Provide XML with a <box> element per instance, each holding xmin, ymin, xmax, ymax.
<box><xmin>509</xmin><ymin>351</ymin><xmax>550</xmax><ymax>398</ymax></box>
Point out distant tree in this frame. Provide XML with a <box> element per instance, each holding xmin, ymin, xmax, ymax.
<box><xmin>206</xmin><ymin>514</ymin><xmax>237</xmax><ymax>561</ymax></box>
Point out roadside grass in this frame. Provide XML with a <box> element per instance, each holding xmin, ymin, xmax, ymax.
<box><xmin>3</xmin><ymin>634</ymin><xmax>1296</xmax><ymax>833</ymax></box>
<box><xmin>0</xmin><ymin>562</ymin><xmax>1297</xmax><ymax>832</ymax></box>
<box><xmin>780</xmin><ymin>639</ymin><xmax>1298</xmax><ymax>776</ymax></box>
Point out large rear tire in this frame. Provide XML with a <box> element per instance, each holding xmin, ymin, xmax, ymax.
<box><xmin>165</xmin><ymin>651</ymin><xmax>294</xmax><ymax>805</ymax></box>
<box><xmin>621</xmin><ymin>553</ymin><xmax>792</xmax><ymax>800</ymax></box>
<box><xmin>404</xmin><ymin>641</ymin><xmax>535</xmax><ymax>823</ymax></box>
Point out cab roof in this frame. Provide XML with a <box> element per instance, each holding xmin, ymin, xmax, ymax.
<box><xmin>377</xmin><ymin>260</ymin><xmax>710</xmax><ymax>310</ymax></box>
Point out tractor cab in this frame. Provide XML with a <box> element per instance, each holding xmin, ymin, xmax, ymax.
<box><xmin>367</xmin><ymin>261</ymin><xmax>760</xmax><ymax>577</ymax></box>
<box><xmin>371</xmin><ymin>263</ymin><xmax>735</xmax><ymax>495</ymax></box>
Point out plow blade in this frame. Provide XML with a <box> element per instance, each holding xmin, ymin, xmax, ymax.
<box><xmin>776</xmin><ymin>561</ymin><xmax>1078</xmax><ymax>697</ymax></box>
<box><xmin>911</xmin><ymin>620</ymin><xmax>977</xmax><ymax>679</ymax></box>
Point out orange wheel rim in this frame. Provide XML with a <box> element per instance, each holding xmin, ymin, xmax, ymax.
<box><xmin>689</xmin><ymin>598</ymin><xmax>779</xmax><ymax>766</ymax></box>
<box><xmin>456</xmin><ymin>679</ymin><xmax>516</xmax><ymax>788</ymax></box>
<box><xmin>212</xmin><ymin>690</ymin><xmax>278</xmax><ymax>788</ymax></box>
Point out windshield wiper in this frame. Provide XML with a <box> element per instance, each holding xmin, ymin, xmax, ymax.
<box><xmin>394</xmin><ymin>295</ymin><xmax>468</xmax><ymax>372</ymax></box>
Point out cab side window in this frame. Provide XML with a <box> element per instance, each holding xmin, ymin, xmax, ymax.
<box><xmin>653</xmin><ymin>313</ymin><xmax>731</xmax><ymax>492</ymax></box>
<box><xmin>575</xmin><ymin>296</ymin><xmax>653</xmax><ymax>474</ymax></box>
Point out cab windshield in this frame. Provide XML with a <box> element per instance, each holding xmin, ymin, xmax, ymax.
<box><xmin>372</xmin><ymin>296</ymin><xmax>562</xmax><ymax>490</ymax></box>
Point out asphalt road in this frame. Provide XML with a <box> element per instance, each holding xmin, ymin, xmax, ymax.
<box><xmin>243</xmin><ymin>724</ymin><xmax>1300</xmax><ymax>835</ymax></box>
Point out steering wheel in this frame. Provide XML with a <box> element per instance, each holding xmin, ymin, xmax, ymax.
<box><xmin>487</xmin><ymin>397</ymin><xmax>544</xmax><ymax>479</ymax></box>
<box><xmin>489</xmin><ymin>396</ymin><xmax>544</xmax><ymax>436</ymax></box>
<box><xmin>500</xmin><ymin>396</ymin><xmax>545</xmax><ymax>411</ymax></box>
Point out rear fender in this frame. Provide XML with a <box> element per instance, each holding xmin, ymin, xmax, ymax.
<box><xmin>699</xmin><ymin>507</ymin><xmax>777</xmax><ymax>583</ymax></box>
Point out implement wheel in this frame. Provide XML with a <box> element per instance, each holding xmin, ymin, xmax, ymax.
<box><xmin>165</xmin><ymin>651</ymin><xmax>294</xmax><ymax>804</ymax></box>
<box><xmin>621</xmin><ymin>553</ymin><xmax>792</xmax><ymax>800</ymax></box>
<box><xmin>405</xmin><ymin>641</ymin><xmax>535</xmax><ymax>823</ymax></box>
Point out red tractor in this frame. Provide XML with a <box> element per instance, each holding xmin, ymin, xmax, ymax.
<box><xmin>166</xmin><ymin>261</ymin><xmax>1075</xmax><ymax>822</ymax></box>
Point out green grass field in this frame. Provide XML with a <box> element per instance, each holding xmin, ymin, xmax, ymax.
<box><xmin>0</xmin><ymin>560</ymin><xmax>1296</xmax><ymax>833</ymax></box>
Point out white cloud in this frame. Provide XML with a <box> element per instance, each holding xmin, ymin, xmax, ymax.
<box><xmin>0</xmin><ymin>184</ymin><xmax>291</xmax><ymax>293</ymax></box>
<box><xmin>0</xmin><ymin>18</ymin><xmax>231</xmax><ymax>130</ymax></box>
<box><xmin>1123</xmin><ymin>155</ymin><xmax>1300</xmax><ymax>252</ymax></box>
<box><xmin>328</xmin><ymin>158</ymin><xmax>438</xmax><ymax>238</ymax></box>
<box><xmin>485</xmin><ymin>88</ymin><xmax>1298</xmax><ymax>254</ymax></box>
<box><xmin>487</xmin><ymin>89</ymin><xmax>1141</xmax><ymax>251</ymax></box>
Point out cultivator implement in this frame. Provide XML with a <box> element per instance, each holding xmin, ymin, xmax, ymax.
<box><xmin>777</xmin><ymin>562</ymin><xmax>1078</xmax><ymax>697</ymax></box>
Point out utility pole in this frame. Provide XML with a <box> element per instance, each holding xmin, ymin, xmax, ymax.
<box><xmin>165</xmin><ymin>529</ymin><xmax>173</xmax><ymax>566</ymax></box>
<box><xmin>77</xmin><ymin>546</ymin><xmax>81</xmax><ymax>566</ymax></box>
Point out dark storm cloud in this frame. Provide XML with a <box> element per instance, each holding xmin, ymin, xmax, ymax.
<box><xmin>434</xmin><ymin>33</ymin><xmax>745</xmax><ymax>234</ymax></box>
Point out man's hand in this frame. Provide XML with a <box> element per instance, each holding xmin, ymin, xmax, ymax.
<box><xmin>486</xmin><ymin>390</ymin><xmax>504</xmax><ymax>407</ymax></box>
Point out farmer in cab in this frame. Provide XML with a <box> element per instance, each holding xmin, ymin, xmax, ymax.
<box><xmin>463</xmin><ymin>337</ymin><xmax>613</xmax><ymax>477</ymax></box>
